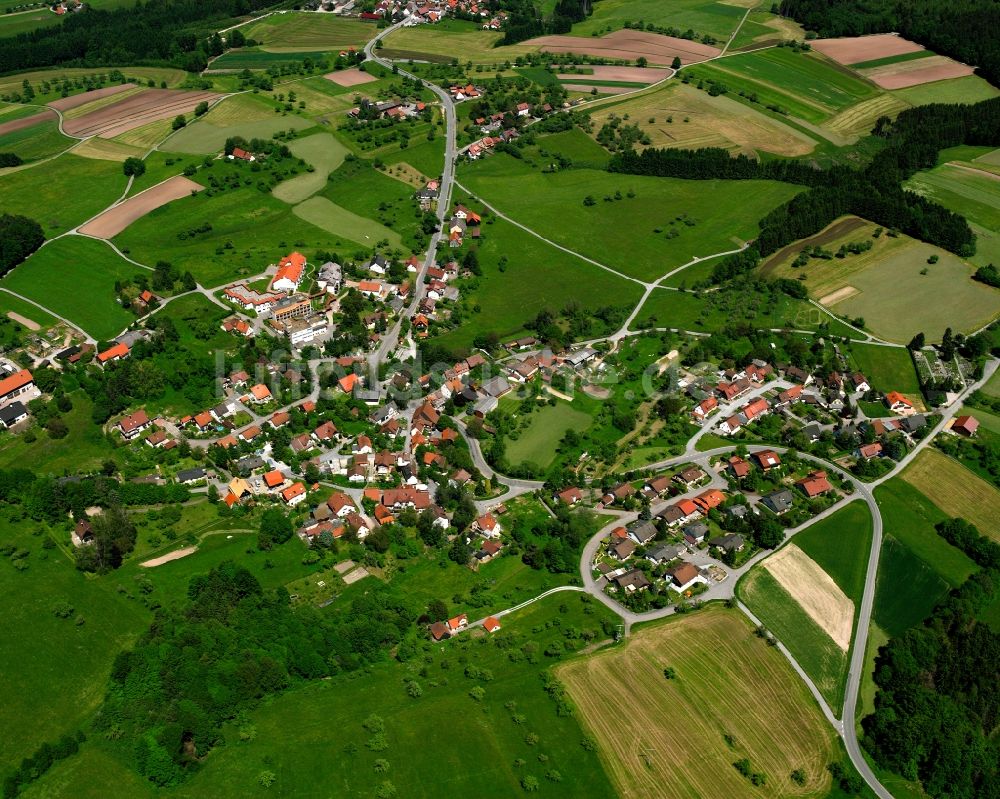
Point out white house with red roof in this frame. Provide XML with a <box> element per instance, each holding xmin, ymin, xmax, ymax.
<box><xmin>0</xmin><ymin>369</ymin><xmax>38</xmax><ymax>407</ymax></box>
<box><xmin>271</xmin><ymin>252</ymin><xmax>306</xmax><ymax>293</ymax></box>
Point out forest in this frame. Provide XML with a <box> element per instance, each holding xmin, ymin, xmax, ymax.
<box><xmin>778</xmin><ymin>0</ymin><xmax>1000</xmax><ymax>87</ymax></box>
<box><xmin>862</xmin><ymin>518</ymin><xmax>999</xmax><ymax>799</ymax></box>
<box><xmin>0</xmin><ymin>215</ymin><xmax>44</xmax><ymax>279</ymax></box>
<box><xmin>0</xmin><ymin>0</ymin><xmax>271</xmax><ymax>74</ymax></box>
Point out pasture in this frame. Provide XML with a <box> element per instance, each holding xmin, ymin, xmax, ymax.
<box><xmin>891</xmin><ymin>74</ymin><xmax>1000</xmax><ymax>106</ymax></box>
<box><xmin>459</xmin><ymin>156</ymin><xmax>802</xmax><ymax>281</ymax></box>
<box><xmin>873</xmin><ymin>535</ymin><xmax>950</xmax><ymax>637</ymax></box>
<box><xmin>292</xmin><ymin>196</ymin><xmax>403</xmax><ymax>250</ymax></box>
<box><xmin>792</xmin><ymin>501</ymin><xmax>873</xmax><ymax>606</ymax></box>
<box><xmin>0</xmin><ymin>153</ymin><xmax>126</xmax><ymax>236</ymax></box>
<box><xmin>739</xmin><ymin>566</ymin><xmax>848</xmax><ymax>712</ymax></box>
<box><xmin>729</xmin><ymin>9</ymin><xmax>805</xmax><ymax>50</ymax></box>
<box><xmin>845</xmin><ymin>343</ymin><xmax>922</xmax><ymax>397</ymax></box>
<box><xmin>271</xmin><ymin>132</ymin><xmax>348</xmax><ymax>204</ymax></box>
<box><xmin>503</xmin><ymin>400</ymin><xmax>592</xmax><ymax>469</ymax></box>
<box><xmin>0</xmin><ymin>290</ymin><xmax>57</xmax><ymax>330</ymax></box>
<box><xmin>588</xmin><ymin>82</ymin><xmax>818</xmax><ymax>157</ymax></box>
<box><xmin>163</xmin><ymin>114</ymin><xmax>313</xmax><ymax>156</ymax></box>
<box><xmin>571</xmin><ymin>0</ymin><xmax>748</xmax><ymax>41</ymax></box>
<box><xmin>874</xmin><ymin>478</ymin><xmax>978</xmax><ymax>588</ymax></box>
<box><xmin>901</xmin><ymin>448</ymin><xmax>1000</xmax><ymax>542</ymax></box>
<box><xmin>242</xmin><ymin>12</ymin><xmax>375</xmax><ymax>52</ymax></box>
<box><xmin>559</xmin><ymin>607</ymin><xmax>840</xmax><ymax>799</ymax></box>
<box><xmin>1</xmin><ymin>236</ymin><xmax>143</xmax><ymax>339</ymax></box>
<box><xmin>0</xmin><ymin>119</ymin><xmax>73</xmax><ymax>163</ymax></box>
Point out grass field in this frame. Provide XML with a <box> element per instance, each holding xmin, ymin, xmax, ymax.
<box><xmin>531</xmin><ymin>128</ymin><xmax>611</xmax><ymax>167</ymax></box>
<box><xmin>0</xmin><ymin>118</ymin><xmax>74</xmax><ymax>163</ymax></box>
<box><xmin>381</xmin><ymin>18</ymin><xmax>536</xmax><ymax>64</ymax></box>
<box><xmin>0</xmin><ymin>289</ymin><xmax>58</xmax><ymax>329</ymax></box>
<box><xmin>761</xmin><ymin>215</ymin><xmax>1000</xmax><ymax>342</ymax></box>
<box><xmin>71</xmin><ymin>136</ymin><xmax>145</xmax><ymax>161</ymax></box>
<box><xmin>504</xmin><ymin>400</ymin><xmax>592</xmax><ymax>469</ymax></box>
<box><xmin>0</xmin><ymin>153</ymin><xmax>126</xmax><ymax>236</ymax></box>
<box><xmin>559</xmin><ymin>606</ymin><xmax>840</xmax><ymax>798</ymax></box>
<box><xmin>572</xmin><ymin>0</ymin><xmax>747</xmax><ymax>39</ymax></box>
<box><xmin>271</xmin><ymin>132</ymin><xmax>348</xmax><ymax>204</ymax></box>
<box><xmin>27</xmin><ymin>593</ymin><xmax>619</xmax><ymax>799</ymax></box>
<box><xmin>891</xmin><ymin>74</ymin><xmax>1000</xmax><ymax>106</ymax></box>
<box><xmin>379</xmin><ymin>136</ymin><xmax>446</xmax><ymax>177</ymax></box>
<box><xmin>292</xmin><ymin>195</ymin><xmax>403</xmax><ymax>250</ymax></box>
<box><xmin>845</xmin><ymin>343</ymin><xmax>922</xmax><ymax>397</ymax></box>
<box><xmin>588</xmin><ymin>81</ymin><xmax>818</xmax><ymax>157</ymax></box>
<box><xmin>2</xmin><ymin>236</ymin><xmax>142</xmax><ymax>339</ymax></box>
<box><xmin>241</xmin><ymin>12</ymin><xmax>375</xmax><ymax>52</ymax></box>
<box><xmin>872</xmin><ymin>535</ymin><xmax>950</xmax><ymax>637</ymax></box>
<box><xmin>162</xmin><ymin>106</ymin><xmax>314</xmax><ymax>155</ymax></box>
<box><xmin>792</xmin><ymin>501</ymin><xmax>873</xmax><ymax>605</ymax></box>
<box><xmin>459</xmin><ymin>156</ymin><xmax>802</xmax><ymax>281</ymax></box>
<box><xmin>901</xmin><ymin>448</ymin><xmax>1000</xmax><ymax>542</ymax></box>
<box><xmin>0</xmin><ymin>511</ymin><xmax>150</xmax><ymax>767</ymax></box>
<box><xmin>730</xmin><ymin>8</ymin><xmax>806</xmax><ymax>50</ymax></box>
<box><xmin>875</xmin><ymin>477</ymin><xmax>978</xmax><ymax>585</ymax></box>
<box><xmin>739</xmin><ymin>566</ymin><xmax>849</xmax><ymax>712</ymax></box>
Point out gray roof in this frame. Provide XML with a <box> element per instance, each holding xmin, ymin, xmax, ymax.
<box><xmin>176</xmin><ymin>468</ymin><xmax>206</xmax><ymax>483</ymax></box>
<box><xmin>481</xmin><ymin>375</ymin><xmax>510</xmax><ymax>398</ymax></box>
<box><xmin>683</xmin><ymin>521</ymin><xmax>709</xmax><ymax>539</ymax></box>
<box><xmin>762</xmin><ymin>489</ymin><xmax>794</xmax><ymax>513</ymax></box>
<box><xmin>709</xmin><ymin>533</ymin><xmax>744</xmax><ymax>552</ymax></box>
<box><xmin>646</xmin><ymin>543</ymin><xmax>684</xmax><ymax>563</ymax></box>
<box><xmin>0</xmin><ymin>401</ymin><xmax>27</xmax><ymax>426</ymax></box>
<box><xmin>627</xmin><ymin>519</ymin><xmax>658</xmax><ymax>543</ymax></box>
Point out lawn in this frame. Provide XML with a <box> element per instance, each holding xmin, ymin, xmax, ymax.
<box><xmin>0</xmin><ymin>511</ymin><xmax>150</xmax><ymax>767</ymax></box>
<box><xmin>292</xmin><ymin>195</ymin><xmax>403</xmax><ymax>250</ymax></box>
<box><xmin>559</xmin><ymin>606</ymin><xmax>841</xmax><ymax>798</ymax></box>
<box><xmin>504</xmin><ymin>400</ymin><xmax>593</xmax><ymax>469</ymax></box>
<box><xmin>588</xmin><ymin>81</ymin><xmax>818</xmax><ymax>157</ymax></box>
<box><xmin>241</xmin><ymin>12</ymin><xmax>375</xmax><ymax>52</ymax></box>
<box><xmin>572</xmin><ymin>0</ymin><xmax>747</xmax><ymax>40</ymax></box>
<box><xmin>0</xmin><ymin>289</ymin><xmax>58</xmax><ymax>329</ymax></box>
<box><xmin>793</xmin><ymin>501</ymin><xmax>873</xmax><ymax>605</ymax></box>
<box><xmin>30</xmin><ymin>592</ymin><xmax>620</xmax><ymax>799</ymax></box>
<box><xmin>459</xmin><ymin>157</ymin><xmax>802</xmax><ymax>281</ymax></box>
<box><xmin>271</xmin><ymin>132</ymin><xmax>349</xmax><ymax>204</ymax></box>
<box><xmin>2</xmin><ymin>235</ymin><xmax>143</xmax><ymax>339</ymax></box>
<box><xmin>901</xmin><ymin>447</ymin><xmax>1000</xmax><ymax>543</ymax></box>
<box><xmin>738</xmin><ymin>566</ymin><xmax>849</xmax><ymax>713</ymax></box>
<box><xmin>845</xmin><ymin>343</ymin><xmax>922</xmax><ymax>397</ymax></box>
<box><xmin>0</xmin><ymin>153</ymin><xmax>126</xmax><ymax>236</ymax></box>
<box><xmin>874</xmin><ymin>478</ymin><xmax>978</xmax><ymax>588</ymax></box>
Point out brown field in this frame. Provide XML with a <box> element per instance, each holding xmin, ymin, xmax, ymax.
<box><xmin>562</xmin><ymin>83</ymin><xmax>632</xmax><ymax>94</ymax></box>
<box><xmin>861</xmin><ymin>56</ymin><xmax>975</xmax><ymax>89</ymax></box>
<box><xmin>589</xmin><ymin>82</ymin><xmax>816</xmax><ymax>157</ymax></box>
<box><xmin>818</xmin><ymin>285</ymin><xmax>859</xmax><ymax>306</ymax></box>
<box><xmin>526</xmin><ymin>30</ymin><xmax>721</xmax><ymax>65</ymax></box>
<box><xmin>72</xmin><ymin>137</ymin><xmax>145</xmax><ymax>161</ymax></box>
<box><xmin>61</xmin><ymin>89</ymin><xmax>221</xmax><ymax>139</ymax></box>
<box><xmin>7</xmin><ymin>312</ymin><xmax>39</xmax><ymax>331</ymax></box>
<box><xmin>557</xmin><ymin>64</ymin><xmax>669</xmax><ymax>83</ymax></box>
<box><xmin>902</xmin><ymin>448</ymin><xmax>1000</xmax><ymax>542</ymax></box>
<box><xmin>558</xmin><ymin>607</ymin><xmax>837</xmax><ymax>799</ymax></box>
<box><xmin>324</xmin><ymin>67</ymin><xmax>378</xmax><ymax>86</ymax></box>
<box><xmin>47</xmin><ymin>82</ymin><xmax>137</xmax><ymax>111</ymax></box>
<box><xmin>763</xmin><ymin>544</ymin><xmax>854</xmax><ymax>650</ymax></box>
<box><xmin>811</xmin><ymin>34</ymin><xmax>924</xmax><ymax>66</ymax></box>
<box><xmin>78</xmin><ymin>175</ymin><xmax>202</xmax><ymax>238</ymax></box>
<box><xmin>0</xmin><ymin>109</ymin><xmax>56</xmax><ymax>137</ymax></box>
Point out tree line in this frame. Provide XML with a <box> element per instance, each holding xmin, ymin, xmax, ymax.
<box><xmin>778</xmin><ymin>0</ymin><xmax>1000</xmax><ymax>88</ymax></box>
<box><xmin>0</xmin><ymin>214</ymin><xmax>44</xmax><ymax>278</ymax></box>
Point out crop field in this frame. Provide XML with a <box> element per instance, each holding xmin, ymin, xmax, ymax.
<box><xmin>559</xmin><ymin>607</ymin><xmax>840</xmax><ymax>799</ymax></box>
<box><xmin>873</xmin><ymin>536</ymin><xmax>950</xmax><ymax>637</ymax></box>
<box><xmin>206</xmin><ymin>49</ymin><xmax>329</xmax><ymax>70</ymax></box>
<box><xmin>589</xmin><ymin>82</ymin><xmax>818</xmax><ymax>157</ymax></box>
<box><xmin>111</xmin><ymin>118</ymin><xmax>173</xmax><ymax>149</ymax></box>
<box><xmin>272</xmin><ymin>132</ymin><xmax>349</xmax><ymax>204</ymax></box>
<box><xmin>524</xmin><ymin>30</ymin><xmax>721</xmax><ymax>65</ymax></box>
<box><xmin>792</xmin><ymin>501</ymin><xmax>873</xmax><ymax>606</ymax></box>
<box><xmin>0</xmin><ymin>107</ymin><xmax>55</xmax><ymax>136</ymax></box>
<box><xmin>811</xmin><ymin>34</ymin><xmax>925</xmax><ymax>66</ymax></box>
<box><xmin>860</xmin><ymin>55</ymin><xmax>974</xmax><ymax>90</ymax></box>
<box><xmin>761</xmin><ymin>215</ymin><xmax>1000</xmax><ymax>342</ymax></box>
<box><xmin>61</xmin><ymin>89</ymin><xmax>221</xmax><ymax>139</ymax></box>
<box><xmin>0</xmin><ymin>68</ymin><xmax>185</xmax><ymax>100</ymax></box>
<box><xmin>241</xmin><ymin>12</ymin><xmax>375</xmax><ymax>52</ymax></box>
<box><xmin>381</xmin><ymin>19</ymin><xmax>540</xmax><ymax>64</ymax></box>
<box><xmin>874</xmin><ymin>478</ymin><xmax>978</xmax><ymax>588</ymax></box>
<box><xmin>0</xmin><ymin>119</ymin><xmax>74</xmax><ymax>163</ymax></box>
<box><xmin>901</xmin><ymin>448</ymin><xmax>1000</xmax><ymax>542</ymax></box>
<box><xmin>293</xmin><ymin>196</ymin><xmax>404</xmax><ymax>250</ymax></box>
<box><xmin>60</xmin><ymin>85</ymin><xmax>145</xmax><ymax>120</ymax></box>
<box><xmin>162</xmin><ymin>113</ymin><xmax>313</xmax><ymax>155</ymax></box>
<box><xmin>891</xmin><ymin>74</ymin><xmax>1000</xmax><ymax>106</ymax></box>
<box><xmin>570</xmin><ymin>0</ymin><xmax>748</xmax><ymax>41</ymax></box>
<box><xmin>0</xmin><ymin>153</ymin><xmax>126</xmax><ymax>236</ymax></box>
<box><xmin>79</xmin><ymin>175</ymin><xmax>203</xmax><ymax>239</ymax></box>
<box><xmin>845</xmin><ymin>343</ymin><xmax>922</xmax><ymax>397</ymax></box>
<box><xmin>194</xmin><ymin>92</ymin><xmax>277</xmax><ymax>126</ymax></box>
<box><xmin>822</xmin><ymin>92</ymin><xmax>911</xmax><ymax>139</ymax></box>
<box><xmin>459</xmin><ymin>157</ymin><xmax>802</xmax><ymax>281</ymax></box>
<box><xmin>503</xmin><ymin>400</ymin><xmax>592</xmax><ymax>468</ymax></box>
<box><xmin>739</xmin><ymin>566</ymin><xmax>849</xmax><ymax>712</ymax></box>
<box><xmin>70</xmin><ymin>136</ymin><xmax>145</xmax><ymax>161</ymax></box>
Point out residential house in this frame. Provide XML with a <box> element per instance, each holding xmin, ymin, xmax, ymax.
<box><xmin>447</xmin><ymin>614</ymin><xmax>468</xmax><ymax>634</ymax></box>
<box><xmin>483</xmin><ymin>616</ymin><xmax>501</xmax><ymax>633</ymax></box>
<box><xmin>117</xmin><ymin>409</ymin><xmax>151</xmax><ymax>441</ymax></box>
<box><xmin>96</xmin><ymin>342</ymin><xmax>129</xmax><ymax>365</ymax></box>
<box><xmin>71</xmin><ymin>518</ymin><xmax>94</xmax><ymax>547</ymax></box>
<box><xmin>646</xmin><ymin>543</ymin><xmax>685</xmax><ymax>565</ymax></box>
<box><xmin>674</xmin><ymin>466</ymin><xmax>706</xmax><ymax>489</ymax></box>
<box><xmin>682</xmin><ymin>522</ymin><xmax>709</xmax><ymax>545</ymax></box>
<box><xmin>613</xmin><ymin>569</ymin><xmax>650</xmax><ymax>593</ymax></box>
<box><xmin>727</xmin><ymin>455</ymin><xmax>751</xmax><ymax>479</ymax></box>
<box><xmin>281</xmin><ymin>482</ymin><xmax>307</xmax><ymax>506</ymax></box>
<box><xmin>626</xmin><ymin>519</ymin><xmax>658</xmax><ymax>545</ymax></box>
<box><xmin>557</xmin><ymin>486</ymin><xmax>583</xmax><ymax>506</ymax></box>
<box><xmin>176</xmin><ymin>468</ymin><xmax>206</xmax><ymax>485</ymax></box>
<box><xmin>952</xmin><ymin>415</ymin><xmax>979</xmax><ymax>437</ymax></box>
<box><xmin>761</xmin><ymin>488</ymin><xmax>794</xmax><ymax>515</ymax></box>
<box><xmin>247</xmin><ymin>383</ymin><xmax>272</xmax><ymax>404</ymax></box>
<box><xmin>709</xmin><ymin>533</ymin><xmax>745</xmax><ymax>555</ymax></box>
<box><xmin>885</xmin><ymin>392</ymin><xmax>913</xmax><ymax>413</ymax></box>
<box><xmin>850</xmin><ymin>372</ymin><xmax>871</xmax><ymax>393</ymax></box>
<box><xmin>610</xmin><ymin>538</ymin><xmax>636</xmax><ymax>560</ymax></box>
<box><xmin>693</xmin><ymin>489</ymin><xmax>725</xmax><ymax>513</ymax></box>
<box><xmin>475</xmin><ymin>513</ymin><xmax>502</xmax><ymax>538</ymax></box>
<box><xmin>666</xmin><ymin>562</ymin><xmax>707</xmax><ymax>593</ymax></box>
<box><xmin>797</xmin><ymin>470</ymin><xmax>833</xmax><ymax>498</ymax></box>
<box><xmin>753</xmin><ymin>450</ymin><xmax>781</xmax><ymax>471</ymax></box>
<box><xmin>856</xmin><ymin>442</ymin><xmax>883</xmax><ymax>460</ymax></box>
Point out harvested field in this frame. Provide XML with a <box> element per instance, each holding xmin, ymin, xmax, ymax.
<box><xmin>556</xmin><ymin>64</ymin><xmax>668</xmax><ymax>82</ymax></box>
<box><xmin>47</xmin><ymin>82</ymin><xmax>136</xmax><ymax>111</ymax></box>
<box><xmin>824</xmin><ymin>93</ymin><xmax>911</xmax><ymax>139</ymax></box>
<box><xmin>324</xmin><ymin>67</ymin><xmax>377</xmax><ymax>86</ymax></box>
<box><xmin>862</xmin><ymin>55</ymin><xmax>975</xmax><ymax>89</ymax></box>
<box><xmin>112</xmin><ymin>119</ymin><xmax>173</xmax><ymax>149</ymax></box>
<box><xmin>78</xmin><ymin>175</ymin><xmax>202</xmax><ymax>238</ymax></box>
<box><xmin>818</xmin><ymin>285</ymin><xmax>858</xmax><ymax>306</ymax></box>
<box><xmin>763</xmin><ymin>544</ymin><xmax>854</xmax><ymax>650</ymax></box>
<box><xmin>61</xmin><ymin>89</ymin><xmax>221</xmax><ymax>139</ymax></box>
<box><xmin>589</xmin><ymin>82</ymin><xmax>816</xmax><ymax>157</ymax></box>
<box><xmin>71</xmin><ymin>137</ymin><xmax>145</xmax><ymax>161</ymax></box>
<box><xmin>526</xmin><ymin>30</ymin><xmax>721</xmax><ymax>65</ymax></box>
<box><xmin>6</xmin><ymin>312</ymin><xmax>39</xmax><ymax>331</ymax></box>
<box><xmin>558</xmin><ymin>607</ymin><xmax>838</xmax><ymax>799</ymax></box>
<box><xmin>562</xmin><ymin>83</ymin><xmax>631</xmax><ymax>94</ymax></box>
<box><xmin>0</xmin><ymin>109</ymin><xmax>55</xmax><ymax>137</ymax></box>
<box><xmin>811</xmin><ymin>34</ymin><xmax>924</xmax><ymax>66</ymax></box>
<box><xmin>902</xmin><ymin>448</ymin><xmax>1000</xmax><ymax>543</ymax></box>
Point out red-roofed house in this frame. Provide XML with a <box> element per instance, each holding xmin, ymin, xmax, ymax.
<box><xmin>557</xmin><ymin>486</ymin><xmax>583</xmax><ymax>505</ymax></box>
<box><xmin>483</xmin><ymin>616</ymin><xmax>501</xmax><ymax>633</ymax></box>
<box><xmin>952</xmin><ymin>415</ymin><xmax>979</xmax><ymax>437</ymax></box>
<box><xmin>0</xmin><ymin>369</ymin><xmax>36</xmax><ymax>406</ymax></box>
<box><xmin>475</xmin><ymin>513</ymin><xmax>502</xmax><ymax>538</ymax></box>
<box><xmin>271</xmin><ymin>252</ymin><xmax>306</xmax><ymax>292</ymax></box>
<box><xmin>117</xmin><ymin>409</ymin><xmax>151</xmax><ymax>441</ymax></box>
<box><xmin>96</xmin><ymin>342</ymin><xmax>129</xmax><ymax>365</ymax></box>
<box><xmin>693</xmin><ymin>489</ymin><xmax>726</xmax><ymax>513</ymax></box>
<box><xmin>248</xmin><ymin>383</ymin><xmax>272</xmax><ymax>403</ymax></box>
<box><xmin>282</xmin><ymin>482</ymin><xmax>307</xmax><ymax>506</ymax></box>
<box><xmin>263</xmin><ymin>470</ymin><xmax>286</xmax><ymax>491</ymax></box>
<box><xmin>797</xmin><ymin>471</ymin><xmax>833</xmax><ymax>497</ymax></box>
<box><xmin>885</xmin><ymin>392</ymin><xmax>913</xmax><ymax>413</ymax></box>
<box><xmin>753</xmin><ymin>450</ymin><xmax>781</xmax><ymax>471</ymax></box>
<box><xmin>447</xmin><ymin>613</ymin><xmax>468</xmax><ymax>633</ymax></box>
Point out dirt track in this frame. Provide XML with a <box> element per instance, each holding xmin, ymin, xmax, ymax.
<box><xmin>0</xmin><ymin>109</ymin><xmax>56</xmax><ymax>137</ymax></box>
<box><xmin>811</xmin><ymin>34</ymin><xmax>924</xmax><ymax>65</ymax></box>
<box><xmin>78</xmin><ymin>175</ymin><xmax>203</xmax><ymax>238</ymax></box>
<box><xmin>140</xmin><ymin>545</ymin><xmax>197</xmax><ymax>567</ymax></box>
<box><xmin>527</xmin><ymin>30</ymin><xmax>720</xmax><ymax>65</ymax></box>
<box><xmin>763</xmin><ymin>544</ymin><xmax>853</xmax><ymax>650</ymax></box>
<box><xmin>324</xmin><ymin>68</ymin><xmax>377</xmax><ymax>86</ymax></box>
<box><xmin>47</xmin><ymin>83</ymin><xmax>137</xmax><ymax>111</ymax></box>
<box><xmin>62</xmin><ymin>89</ymin><xmax>220</xmax><ymax>138</ymax></box>
<box><xmin>6</xmin><ymin>312</ymin><xmax>39</xmax><ymax>330</ymax></box>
